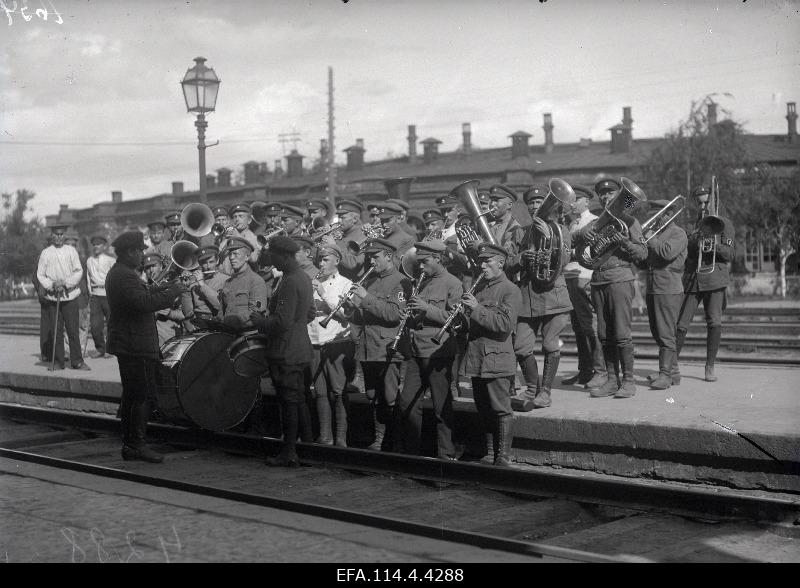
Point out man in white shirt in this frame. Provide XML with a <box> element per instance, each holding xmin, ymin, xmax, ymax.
<box><xmin>308</xmin><ymin>245</ymin><xmax>354</xmax><ymax>447</ymax></box>
<box><xmin>36</xmin><ymin>224</ymin><xmax>89</xmax><ymax>370</ymax></box>
<box><xmin>562</xmin><ymin>185</ymin><xmax>604</xmax><ymax>388</ymax></box>
<box><xmin>86</xmin><ymin>235</ymin><xmax>116</xmax><ymax>358</ymax></box>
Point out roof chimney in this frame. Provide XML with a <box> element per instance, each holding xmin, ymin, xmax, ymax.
<box><xmin>462</xmin><ymin>123</ymin><xmax>472</xmax><ymax>156</ymax></box>
<box><xmin>244</xmin><ymin>161</ymin><xmax>260</xmax><ymax>184</ymax></box>
<box><xmin>286</xmin><ymin>149</ymin><xmax>304</xmax><ymax>178</ymax></box>
<box><xmin>407</xmin><ymin>125</ymin><xmax>418</xmax><ymax>163</ymax></box>
<box><xmin>111</xmin><ymin>191</ymin><xmax>122</xmax><ymax>203</ymax></box>
<box><xmin>543</xmin><ymin>113</ymin><xmax>554</xmax><ymax>153</ymax></box>
<box><xmin>509</xmin><ymin>131</ymin><xmax>532</xmax><ymax>158</ymax></box>
<box><xmin>787</xmin><ymin>102</ymin><xmax>798</xmax><ymax>142</ymax></box>
<box><xmin>707</xmin><ymin>101</ymin><xmax>718</xmax><ymax>127</ymax></box>
<box><xmin>344</xmin><ymin>138</ymin><xmax>366</xmax><ymax>171</ymax></box>
<box><xmin>206</xmin><ymin>174</ymin><xmax>216</xmax><ymax>189</ymax></box>
<box><xmin>273</xmin><ymin>159</ymin><xmax>283</xmax><ymax>180</ymax></box>
<box><xmin>421</xmin><ymin>137</ymin><xmax>442</xmax><ymax>164</ymax></box>
<box><xmin>172</xmin><ymin>182</ymin><xmax>184</xmax><ymax>195</ymax></box>
<box><xmin>609</xmin><ymin>106</ymin><xmax>633</xmax><ymax>154</ymax></box>
<box><xmin>217</xmin><ymin>167</ymin><xmax>231</xmax><ymax>187</ymax></box>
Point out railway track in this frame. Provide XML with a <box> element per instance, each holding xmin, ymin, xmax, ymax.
<box><xmin>2</xmin><ymin>404</ymin><xmax>798</xmax><ymax>562</ymax></box>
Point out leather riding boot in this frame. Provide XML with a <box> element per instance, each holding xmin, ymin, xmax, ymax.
<box><xmin>590</xmin><ymin>346</ymin><xmax>618</xmax><ymax>397</ymax></box>
<box><xmin>650</xmin><ymin>349</ymin><xmax>673</xmax><ymax>390</ymax></box>
<box><xmin>676</xmin><ymin>329</ymin><xmax>686</xmax><ymax>357</ymax></box>
<box><xmin>705</xmin><ymin>325</ymin><xmax>721</xmax><ymax>382</ymax></box>
<box><xmin>480</xmin><ymin>433</ymin><xmax>495</xmax><ymax>465</ymax></box>
<box><xmin>298</xmin><ymin>399</ymin><xmax>314</xmax><ymax>443</ymax></box>
<box><xmin>122</xmin><ymin>399</ymin><xmax>163</xmax><ymax>463</ymax></box>
<box><xmin>615</xmin><ymin>345</ymin><xmax>636</xmax><ymax>398</ymax></box>
<box><xmin>267</xmin><ymin>402</ymin><xmax>299</xmax><ymax>467</ymax></box>
<box><xmin>494</xmin><ymin>416</ymin><xmax>513</xmax><ymax>467</ymax></box>
<box><xmin>334</xmin><ymin>394</ymin><xmax>348</xmax><ymax>447</ymax></box>
<box><xmin>534</xmin><ymin>352</ymin><xmax>560</xmax><ymax>408</ymax></box>
<box><xmin>571</xmin><ymin>332</ymin><xmax>590</xmax><ymax>381</ymax></box>
<box><xmin>368</xmin><ymin>406</ymin><xmax>385</xmax><ymax>451</ymax></box>
<box><xmin>511</xmin><ymin>354</ymin><xmax>538</xmax><ymax>412</ymax></box>
<box><xmin>315</xmin><ymin>395</ymin><xmax>333</xmax><ymax>445</ymax></box>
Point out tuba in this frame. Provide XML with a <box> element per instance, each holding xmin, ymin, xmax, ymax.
<box><xmin>525</xmin><ymin>178</ymin><xmax>576</xmax><ymax>288</ymax></box>
<box><xmin>697</xmin><ymin>176</ymin><xmax>724</xmax><ymax>274</ymax></box>
<box><xmin>449</xmin><ymin>180</ymin><xmax>497</xmax><ymax>246</ymax></box>
<box><xmin>180</xmin><ymin>203</ymin><xmax>215</xmax><ymax>238</ymax></box>
<box><xmin>579</xmin><ymin>177</ymin><xmax>647</xmax><ymax>269</ymax></box>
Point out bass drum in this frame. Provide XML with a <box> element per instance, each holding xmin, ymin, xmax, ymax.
<box><xmin>155</xmin><ymin>331</ymin><xmax>259</xmax><ymax>431</ymax></box>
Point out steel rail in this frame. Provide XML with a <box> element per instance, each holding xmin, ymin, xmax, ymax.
<box><xmin>2</xmin><ymin>403</ymin><xmax>798</xmax><ymax>525</ymax></box>
<box><xmin>0</xmin><ymin>446</ymin><xmax>641</xmax><ymax>564</ymax></box>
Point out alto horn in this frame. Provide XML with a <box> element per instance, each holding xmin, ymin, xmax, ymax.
<box><xmin>180</xmin><ymin>202</ymin><xmax>215</xmax><ymax>238</ymax></box>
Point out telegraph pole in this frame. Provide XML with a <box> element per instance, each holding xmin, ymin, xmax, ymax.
<box><xmin>327</xmin><ymin>66</ymin><xmax>337</xmax><ymax>209</ymax></box>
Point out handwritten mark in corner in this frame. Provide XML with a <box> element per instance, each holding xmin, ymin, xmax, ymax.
<box><xmin>1</xmin><ymin>0</ymin><xmax>63</xmax><ymax>27</ymax></box>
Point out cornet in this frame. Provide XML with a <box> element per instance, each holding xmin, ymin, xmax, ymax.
<box><xmin>256</xmin><ymin>228</ymin><xmax>287</xmax><ymax>249</ymax></box>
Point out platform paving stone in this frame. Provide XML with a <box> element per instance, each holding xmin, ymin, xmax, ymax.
<box><xmin>2</xmin><ymin>330</ymin><xmax>798</xmax><ymax>491</ymax></box>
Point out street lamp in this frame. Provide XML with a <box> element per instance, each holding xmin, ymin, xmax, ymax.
<box><xmin>181</xmin><ymin>56</ymin><xmax>220</xmax><ymax>203</ymax></box>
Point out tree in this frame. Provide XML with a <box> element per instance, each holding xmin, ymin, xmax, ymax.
<box><xmin>743</xmin><ymin>166</ymin><xmax>800</xmax><ymax>298</ymax></box>
<box><xmin>0</xmin><ymin>189</ymin><xmax>47</xmax><ymax>280</ymax></box>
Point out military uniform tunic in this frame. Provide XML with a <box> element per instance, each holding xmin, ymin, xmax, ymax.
<box><xmin>338</xmin><ymin>223</ymin><xmax>366</xmax><ymax>281</ymax></box>
<box><xmin>219</xmin><ymin>265</ymin><xmax>268</xmax><ymax>326</ymax></box>
<box><xmin>350</xmin><ymin>267</ymin><xmax>409</xmax><ymax>363</ymax></box>
<box><xmin>408</xmin><ymin>268</ymin><xmax>463</xmax><ymax>359</ymax></box>
<box><xmin>383</xmin><ymin>227</ymin><xmax>415</xmax><ymax>261</ymax></box>
<box><xmin>643</xmin><ymin>222</ymin><xmax>687</xmax><ymax>353</ymax></box>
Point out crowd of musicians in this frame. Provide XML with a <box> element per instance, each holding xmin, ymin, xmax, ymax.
<box><xmin>35</xmin><ymin>176</ymin><xmax>735</xmax><ymax>466</ymax></box>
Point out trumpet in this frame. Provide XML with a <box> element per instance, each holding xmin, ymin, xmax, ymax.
<box><xmin>432</xmin><ymin>273</ymin><xmax>485</xmax><ymax>345</ymax></box>
<box><xmin>256</xmin><ymin>227</ymin><xmax>287</xmax><ymax>248</ymax></box>
<box><xmin>641</xmin><ymin>195</ymin><xmax>685</xmax><ymax>244</ymax></box>
<box><xmin>319</xmin><ymin>267</ymin><xmax>376</xmax><ymax>328</ymax></box>
<box><xmin>388</xmin><ymin>271</ymin><xmax>427</xmax><ymax>353</ymax></box>
<box><xmin>347</xmin><ymin>223</ymin><xmax>385</xmax><ymax>254</ymax></box>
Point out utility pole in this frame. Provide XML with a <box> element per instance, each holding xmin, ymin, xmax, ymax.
<box><xmin>327</xmin><ymin>66</ymin><xmax>337</xmax><ymax>209</ymax></box>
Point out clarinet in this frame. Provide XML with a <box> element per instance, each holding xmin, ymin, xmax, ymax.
<box><xmin>319</xmin><ymin>267</ymin><xmax>375</xmax><ymax>328</ymax></box>
<box><xmin>431</xmin><ymin>273</ymin><xmax>485</xmax><ymax>345</ymax></box>
<box><xmin>388</xmin><ymin>271</ymin><xmax>427</xmax><ymax>353</ymax></box>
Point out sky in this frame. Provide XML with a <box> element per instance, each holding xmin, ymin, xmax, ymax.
<box><xmin>1</xmin><ymin>0</ymin><xmax>799</xmax><ymax>220</ymax></box>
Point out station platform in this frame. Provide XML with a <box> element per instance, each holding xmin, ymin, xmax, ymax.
<box><xmin>1</xmin><ymin>333</ymin><xmax>798</xmax><ymax>494</ymax></box>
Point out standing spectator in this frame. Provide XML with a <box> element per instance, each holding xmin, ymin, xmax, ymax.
<box><xmin>36</xmin><ymin>224</ymin><xmax>89</xmax><ymax>370</ymax></box>
<box><xmin>86</xmin><ymin>235</ymin><xmax>116</xmax><ymax>358</ymax></box>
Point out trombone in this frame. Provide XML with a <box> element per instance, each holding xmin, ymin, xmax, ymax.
<box><xmin>697</xmin><ymin>176</ymin><xmax>725</xmax><ymax>274</ymax></box>
<box><xmin>641</xmin><ymin>195</ymin><xmax>686</xmax><ymax>244</ymax></box>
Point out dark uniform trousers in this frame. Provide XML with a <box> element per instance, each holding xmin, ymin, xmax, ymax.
<box><xmin>592</xmin><ymin>281</ymin><xmax>635</xmax><ymax>347</ymax></box>
<box><xmin>566</xmin><ymin>277</ymin><xmax>603</xmax><ymax>376</ymax></box>
<box><xmin>42</xmin><ymin>297</ymin><xmax>82</xmax><ymax>367</ymax></box>
<box><xmin>397</xmin><ymin>357</ymin><xmax>455</xmax><ymax>458</ymax></box>
<box><xmin>89</xmin><ymin>295</ymin><xmax>110</xmax><ymax>354</ymax></box>
<box><xmin>676</xmin><ymin>214</ymin><xmax>735</xmax><ymax>369</ymax></box>
<box><xmin>363</xmin><ymin>361</ymin><xmax>402</xmax><ymax>425</ymax></box>
<box><xmin>117</xmin><ymin>355</ymin><xmax>160</xmax><ymax>447</ymax></box>
<box><xmin>648</xmin><ymin>294</ymin><xmax>683</xmax><ymax>351</ymax></box>
<box><xmin>472</xmin><ymin>377</ymin><xmax>514</xmax><ymax>421</ymax></box>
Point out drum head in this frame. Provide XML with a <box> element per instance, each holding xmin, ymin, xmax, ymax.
<box><xmin>174</xmin><ymin>332</ymin><xmax>259</xmax><ymax>431</ymax></box>
<box><xmin>230</xmin><ymin>333</ymin><xmax>270</xmax><ymax>377</ymax></box>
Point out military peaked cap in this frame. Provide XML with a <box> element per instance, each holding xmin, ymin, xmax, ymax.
<box><xmin>422</xmin><ymin>209</ymin><xmax>443</xmax><ymax>223</ymax></box>
<box><xmin>336</xmin><ymin>199</ymin><xmax>364</xmax><ymax>215</ymax></box>
<box><xmin>594</xmin><ymin>178</ymin><xmax>621</xmax><ymax>194</ymax></box>
<box><xmin>414</xmin><ymin>239</ymin><xmax>447</xmax><ymax>256</ymax></box>
<box><xmin>318</xmin><ymin>245</ymin><xmax>342</xmax><ymax>261</ymax></box>
<box><xmin>386</xmin><ymin>198</ymin><xmax>410</xmax><ymax>212</ymax></box>
<box><xmin>523</xmin><ymin>185</ymin><xmax>548</xmax><ymax>204</ymax></box>
<box><xmin>224</xmin><ymin>236</ymin><xmax>254</xmax><ymax>254</ymax></box>
<box><xmin>306</xmin><ymin>198</ymin><xmax>331</xmax><ymax>213</ymax></box>
<box><xmin>196</xmin><ymin>245</ymin><xmax>219</xmax><ymax>261</ymax></box>
<box><xmin>164</xmin><ymin>211</ymin><xmax>181</xmax><ymax>225</ymax></box>
<box><xmin>211</xmin><ymin>206</ymin><xmax>229</xmax><ymax>217</ymax></box>
<box><xmin>147</xmin><ymin>219</ymin><xmax>166</xmax><ymax>229</ymax></box>
<box><xmin>476</xmin><ymin>242</ymin><xmax>508</xmax><ymax>259</ymax></box>
<box><xmin>281</xmin><ymin>204</ymin><xmax>305</xmax><ymax>219</ymax></box>
<box><xmin>229</xmin><ymin>203</ymin><xmax>252</xmax><ymax>216</ymax></box>
<box><xmin>363</xmin><ymin>238</ymin><xmax>397</xmax><ymax>255</ymax></box>
<box><xmin>90</xmin><ymin>235</ymin><xmax>108</xmax><ymax>245</ymax></box>
<box><xmin>378</xmin><ymin>202</ymin><xmax>404</xmax><ymax>217</ymax></box>
<box><xmin>571</xmin><ymin>185</ymin><xmax>595</xmax><ymax>200</ymax></box>
<box><xmin>489</xmin><ymin>184</ymin><xmax>518</xmax><ymax>202</ymax></box>
<box><xmin>142</xmin><ymin>253</ymin><xmax>162</xmax><ymax>268</ymax></box>
<box><xmin>692</xmin><ymin>186</ymin><xmax>710</xmax><ymax>198</ymax></box>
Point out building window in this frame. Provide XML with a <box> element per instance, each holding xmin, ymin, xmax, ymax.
<box><xmin>744</xmin><ymin>230</ymin><xmax>776</xmax><ymax>272</ymax></box>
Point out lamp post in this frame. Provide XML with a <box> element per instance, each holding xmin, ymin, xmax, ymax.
<box><xmin>181</xmin><ymin>57</ymin><xmax>220</xmax><ymax>204</ymax></box>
